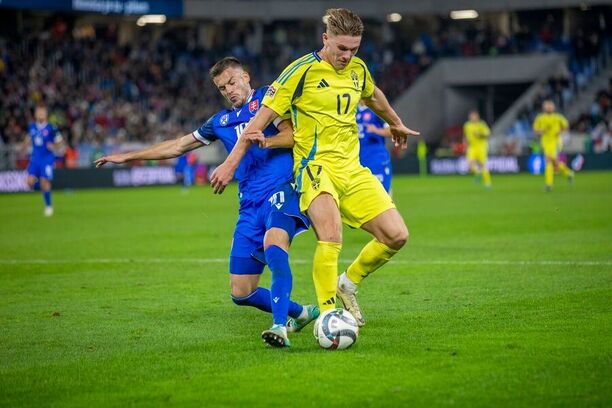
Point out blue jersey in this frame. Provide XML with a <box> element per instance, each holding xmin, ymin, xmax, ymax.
<box><xmin>192</xmin><ymin>87</ymin><xmax>293</xmax><ymax>206</ymax></box>
<box><xmin>28</xmin><ymin>122</ymin><xmax>59</xmax><ymax>162</ymax></box>
<box><xmin>357</xmin><ymin>105</ymin><xmax>389</xmax><ymax>165</ymax></box>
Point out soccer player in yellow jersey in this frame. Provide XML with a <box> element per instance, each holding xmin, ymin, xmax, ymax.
<box><xmin>463</xmin><ymin>110</ymin><xmax>491</xmax><ymax>189</ymax></box>
<box><xmin>210</xmin><ymin>8</ymin><xmax>419</xmax><ymax>326</ymax></box>
<box><xmin>532</xmin><ymin>100</ymin><xmax>574</xmax><ymax>191</ymax></box>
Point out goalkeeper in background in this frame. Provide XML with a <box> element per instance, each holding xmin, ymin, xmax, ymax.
<box><xmin>532</xmin><ymin>100</ymin><xmax>574</xmax><ymax>192</ymax></box>
<box><xmin>463</xmin><ymin>110</ymin><xmax>491</xmax><ymax>189</ymax></box>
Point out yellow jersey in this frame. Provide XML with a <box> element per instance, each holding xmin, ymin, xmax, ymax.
<box><xmin>262</xmin><ymin>51</ymin><xmax>375</xmax><ymax>171</ymax></box>
<box><xmin>533</xmin><ymin>112</ymin><xmax>568</xmax><ymax>147</ymax></box>
<box><xmin>463</xmin><ymin>120</ymin><xmax>490</xmax><ymax>150</ymax></box>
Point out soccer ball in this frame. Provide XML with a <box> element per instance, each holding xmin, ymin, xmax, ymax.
<box><xmin>314</xmin><ymin>309</ymin><xmax>359</xmax><ymax>350</ymax></box>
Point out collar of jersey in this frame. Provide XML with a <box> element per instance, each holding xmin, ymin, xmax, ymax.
<box><xmin>232</xmin><ymin>89</ymin><xmax>256</xmax><ymax>111</ymax></box>
<box><xmin>35</xmin><ymin>122</ymin><xmax>48</xmax><ymax>129</ymax></box>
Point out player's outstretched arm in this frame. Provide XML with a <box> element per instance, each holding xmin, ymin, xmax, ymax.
<box><xmin>363</xmin><ymin>87</ymin><xmax>419</xmax><ymax>149</ymax></box>
<box><xmin>366</xmin><ymin>124</ymin><xmax>392</xmax><ymax>138</ymax></box>
<box><xmin>210</xmin><ymin>106</ymin><xmax>279</xmax><ymax>194</ymax></box>
<box><xmin>94</xmin><ymin>133</ymin><xmax>202</xmax><ymax>167</ymax></box>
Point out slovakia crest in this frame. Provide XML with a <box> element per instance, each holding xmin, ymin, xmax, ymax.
<box><xmin>249</xmin><ymin>99</ymin><xmax>259</xmax><ymax>113</ymax></box>
<box><xmin>220</xmin><ymin>114</ymin><xmax>229</xmax><ymax>126</ymax></box>
<box><xmin>43</xmin><ymin>129</ymin><xmax>49</xmax><ymax>136</ymax></box>
<box><xmin>364</xmin><ymin>112</ymin><xmax>372</xmax><ymax>121</ymax></box>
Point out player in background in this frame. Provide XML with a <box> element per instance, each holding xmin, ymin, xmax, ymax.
<box><xmin>24</xmin><ymin>106</ymin><xmax>63</xmax><ymax>216</ymax></box>
<box><xmin>532</xmin><ymin>100</ymin><xmax>574</xmax><ymax>191</ymax></box>
<box><xmin>211</xmin><ymin>9</ymin><xmax>419</xmax><ymax>327</ymax></box>
<box><xmin>463</xmin><ymin>110</ymin><xmax>491</xmax><ymax>189</ymax></box>
<box><xmin>357</xmin><ymin>100</ymin><xmax>393</xmax><ymax>193</ymax></box>
<box><xmin>95</xmin><ymin>57</ymin><xmax>318</xmax><ymax>348</ymax></box>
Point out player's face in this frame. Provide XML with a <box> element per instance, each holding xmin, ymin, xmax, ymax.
<box><xmin>543</xmin><ymin>101</ymin><xmax>555</xmax><ymax>113</ymax></box>
<box><xmin>35</xmin><ymin>107</ymin><xmax>47</xmax><ymax>123</ymax></box>
<box><xmin>322</xmin><ymin>32</ymin><xmax>362</xmax><ymax>70</ymax></box>
<box><xmin>213</xmin><ymin>67</ymin><xmax>252</xmax><ymax>108</ymax></box>
<box><xmin>469</xmin><ymin>112</ymin><xmax>480</xmax><ymax>122</ymax></box>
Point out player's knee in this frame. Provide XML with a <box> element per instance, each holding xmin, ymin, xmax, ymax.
<box><xmin>386</xmin><ymin>225</ymin><xmax>409</xmax><ymax>250</ymax></box>
<box><xmin>231</xmin><ymin>292</ymin><xmax>252</xmax><ymax>306</ymax></box>
<box><xmin>230</xmin><ymin>280</ymin><xmax>256</xmax><ymax>300</ymax></box>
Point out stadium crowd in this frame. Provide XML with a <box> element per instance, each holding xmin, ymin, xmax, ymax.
<box><xmin>0</xmin><ymin>12</ymin><xmax>610</xmax><ymax>166</ymax></box>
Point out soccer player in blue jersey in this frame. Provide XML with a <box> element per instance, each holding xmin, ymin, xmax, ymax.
<box><xmin>357</xmin><ymin>100</ymin><xmax>393</xmax><ymax>193</ymax></box>
<box><xmin>95</xmin><ymin>57</ymin><xmax>318</xmax><ymax>347</ymax></box>
<box><xmin>24</xmin><ymin>106</ymin><xmax>63</xmax><ymax>217</ymax></box>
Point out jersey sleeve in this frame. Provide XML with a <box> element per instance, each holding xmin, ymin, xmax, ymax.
<box><xmin>52</xmin><ymin>126</ymin><xmax>63</xmax><ymax>143</ymax></box>
<box><xmin>533</xmin><ymin>115</ymin><xmax>543</xmax><ymax>132</ymax></box>
<box><xmin>192</xmin><ymin>116</ymin><xmax>217</xmax><ymax>145</ymax></box>
<box><xmin>263</xmin><ymin>61</ymin><xmax>312</xmax><ymax>117</ymax></box>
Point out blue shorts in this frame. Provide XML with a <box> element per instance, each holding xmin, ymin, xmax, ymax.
<box><xmin>362</xmin><ymin>159</ymin><xmax>392</xmax><ymax>193</ymax></box>
<box><xmin>229</xmin><ymin>182</ymin><xmax>310</xmax><ymax>275</ymax></box>
<box><xmin>27</xmin><ymin>160</ymin><xmax>54</xmax><ymax>181</ymax></box>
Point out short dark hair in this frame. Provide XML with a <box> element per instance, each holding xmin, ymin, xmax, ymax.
<box><xmin>209</xmin><ymin>57</ymin><xmax>243</xmax><ymax>78</ymax></box>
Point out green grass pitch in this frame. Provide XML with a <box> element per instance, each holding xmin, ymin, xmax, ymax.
<box><xmin>1</xmin><ymin>172</ymin><xmax>611</xmax><ymax>407</ymax></box>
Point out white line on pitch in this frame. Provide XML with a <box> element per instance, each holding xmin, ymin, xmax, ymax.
<box><xmin>1</xmin><ymin>259</ymin><xmax>610</xmax><ymax>266</ymax></box>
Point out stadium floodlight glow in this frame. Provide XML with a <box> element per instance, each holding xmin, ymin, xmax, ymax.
<box><xmin>450</xmin><ymin>10</ymin><xmax>479</xmax><ymax>20</ymax></box>
<box><xmin>136</xmin><ymin>15</ymin><xmax>167</xmax><ymax>27</ymax></box>
<box><xmin>386</xmin><ymin>13</ymin><xmax>402</xmax><ymax>23</ymax></box>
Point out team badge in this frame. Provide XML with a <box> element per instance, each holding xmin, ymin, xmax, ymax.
<box><xmin>249</xmin><ymin>99</ymin><xmax>259</xmax><ymax>113</ymax></box>
<box><xmin>350</xmin><ymin>70</ymin><xmax>359</xmax><ymax>90</ymax></box>
<box><xmin>265</xmin><ymin>85</ymin><xmax>277</xmax><ymax>99</ymax></box>
<box><xmin>220</xmin><ymin>114</ymin><xmax>229</xmax><ymax>126</ymax></box>
<box><xmin>364</xmin><ymin>112</ymin><xmax>371</xmax><ymax>121</ymax></box>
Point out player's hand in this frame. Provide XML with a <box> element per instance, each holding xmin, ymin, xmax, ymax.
<box><xmin>390</xmin><ymin>124</ymin><xmax>420</xmax><ymax>149</ymax></box>
<box><xmin>210</xmin><ymin>162</ymin><xmax>235</xmax><ymax>194</ymax></box>
<box><xmin>242</xmin><ymin>130</ymin><xmax>267</xmax><ymax>148</ymax></box>
<box><xmin>94</xmin><ymin>154</ymin><xmax>128</xmax><ymax>168</ymax></box>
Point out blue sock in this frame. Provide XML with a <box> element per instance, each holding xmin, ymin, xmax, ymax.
<box><xmin>33</xmin><ymin>181</ymin><xmax>40</xmax><ymax>191</ymax></box>
<box><xmin>266</xmin><ymin>245</ymin><xmax>295</xmax><ymax>326</ymax></box>
<box><xmin>231</xmin><ymin>287</ymin><xmax>272</xmax><ymax>312</ymax></box>
<box><xmin>43</xmin><ymin>190</ymin><xmax>52</xmax><ymax>207</ymax></box>
<box><xmin>230</xmin><ymin>286</ymin><xmax>303</xmax><ymax>319</ymax></box>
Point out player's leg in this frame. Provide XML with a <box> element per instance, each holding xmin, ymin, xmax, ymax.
<box><xmin>467</xmin><ymin>149</ymin><xmax>481</xmax><ymax>183</ymax></box>
<box><xmin>41</xmin><ymin>163</ymin><xmax>54</xmax><ymax>216</ymax></box>
<box><xmin>554</xmin><ymin>158</ymin><xmax>574</xmax><ymax>182</ymax></box>
<box><xmin>480</xmin><ymin>151</ymin><xmax>491</xmax><ymax>188</ymax></box>
<box><xmin>543</xmin><ymin>144</ymin><xmax>556</xmax><ymax>191</ymax></box>
<box><xmin>307</xmin><ymin>194</ymin><xmax>343</xmax><ymax>312</ymax></box>
<box><xmin>297</xmin><ymin>164</ymin><xmax>343</xmax><ymax>312</ymax></box>
<box><xmin>337</xmin><ymin>168</ymin><xmax>404</xmax><ymax>325</ymax></box>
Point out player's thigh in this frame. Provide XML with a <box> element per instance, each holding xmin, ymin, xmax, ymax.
<box><xmin>466</xmin><ymin>148</ymin><xmax>477</xmax><ymax>162</ymax></box>
<box><xmin>542</xmin><ymin>144</ymin><xmax>558</xmax><ymax>162</ymax></box>
<box><xmin>360</xmin><ymin>208</ymin><xmax>409</xmax><ymax>250</ymax></box>
<box><xmin>476</xmin><ymin>149</ymin><xmax>487</xmax><ymax>166</ymax></box>
<box><xmin>296</xmin><ymin>164</ymin><xmax>341</xmax><ymax>242</ymax></box>
<box><xmin>307</xmin><ymin>193</ymin><xmax>342</xmax><ymax>243</ymax></box>
<box><xmin>263</xmin><ymin>182</ymin><xmax>310</xmax><ymax>251</ymax></box>
<box><xmin>339</xmin><ymin>166</ymin><xmax>395</xmax><ymax>229</ymax></box>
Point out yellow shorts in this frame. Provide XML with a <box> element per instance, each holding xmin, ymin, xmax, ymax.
<box><xmin>295</xmin><ymin>161</ymin><xmax>396</xmax><ymax>228</ymax></box>
<box><xmin>466</xmin><ymin>147</ymin><xmax>487</xmax><ymax>164</ymax></box>
<box><xmin>542</xmin><ymin>143</ymin><xmax>558</xmax><ymax>160</ymax></box>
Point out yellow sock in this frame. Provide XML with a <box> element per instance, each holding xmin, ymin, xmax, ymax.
<box><xmin>313</xmin><ymin>241</ymin><xmax>342</xmax><ymax>311</ymax></box>
<box><xmin>482</xmin><ymin>168</ymin><xmax>491</xmax><ymax>187</ymax></box>
<box><xmin>558</xmin><ymin>162</ymin><xmax>572</xmax><ymax>177</ymax></box>
<box><xmin>545</xmin><ymin>162</ymin><xmax>554</xmax><ymax>187</ymax></box>
<box><xmin>346</xmin><ymin>239</ymin><xmax>398</xmax><ymax>285</ymax></box>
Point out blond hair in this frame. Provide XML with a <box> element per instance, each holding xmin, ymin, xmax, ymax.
<box><xmin>324</xmin><ymin>8</ymin><xmax>364</xmax><ymax>37</ymax></box>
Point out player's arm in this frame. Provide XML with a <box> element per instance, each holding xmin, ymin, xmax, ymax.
<box><xmin>243</xmin><ymin>119</ymin><xmax>295</xmax><ymax>149</ymax></box>
<box><xmin>363</xmin><ymin>86</ymin><xmax>419</xmax><ymax>148</ymax></box>
<box><xmin>366</xmin><ymin>123</ymin><xmax>392</xmax><ymax>138</ymax></box>
<box><xmin>94</xmin><ymin>133</ymin><xmax>201</xmax><ymax>167</ymax></box>
<box><xmin>480</xmin><ymin>122</ymin><xmax>491</xmax><ymax>139</ymax></box>
<box><xmin>210</xmin><ymin>105</ymin><xmax>279</xmax><ymax>194</ymax></box>
<box><xmin>532</xmin><ymin>116</ymin><xmax>544</xmax><ymax>136</ymax></box>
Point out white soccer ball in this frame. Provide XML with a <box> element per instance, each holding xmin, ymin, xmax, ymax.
<box><xmin>314</xmin><ymin>309</ymin><xmax>359</xmax><ymax>350</ymax></box>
